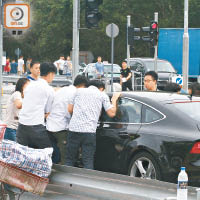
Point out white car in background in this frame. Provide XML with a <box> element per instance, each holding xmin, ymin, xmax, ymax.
<box><xmin>83</xmin><ymin>62</ymin><xmax>121</xmax><ymax>82</ymax></box>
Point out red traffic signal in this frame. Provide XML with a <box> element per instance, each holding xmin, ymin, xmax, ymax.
<box><xmin>151</xmin><ymin>22</ymin><xmax>158</xmax><ymax>29</ymax></box>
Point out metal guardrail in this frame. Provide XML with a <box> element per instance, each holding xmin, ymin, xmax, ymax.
<box><xmin>16</xmin><ymin>164</ymin><xmax>199</xmax><ymax>200</ymax></box>
<box><xmin>2</xmin><ymin>75</ymin><xmax>72</xmax><ymax>87</ymax></box>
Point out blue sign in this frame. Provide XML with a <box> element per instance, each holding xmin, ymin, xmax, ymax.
<box><xmin>176</xmin><ymin>77</ymin><xmax>183</xmax><ymax>85</ymax></box>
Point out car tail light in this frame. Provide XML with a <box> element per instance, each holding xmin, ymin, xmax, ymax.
<box><xmin>190</xmin><ymin>142</ymin><xmax>200</xmax><ymax>154</ymax></box>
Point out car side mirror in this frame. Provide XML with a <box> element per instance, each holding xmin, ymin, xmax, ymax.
<box><xmin>136</xmin><ymin>65</ymin><xmax>144</xmax><ymax>72</ymax></box>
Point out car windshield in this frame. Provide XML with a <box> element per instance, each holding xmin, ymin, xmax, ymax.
<box><xmin>145</xmin><ymin>61</ymin><xmax>175</xmax><ymax>73</ymax></box>
<box><xmin>168</xmin><ymin>101</ymin><xmax>200</xmax><ymax>121</ymax></box>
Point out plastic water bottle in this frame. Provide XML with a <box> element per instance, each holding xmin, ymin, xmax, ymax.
<box><xmin>177</xmin><ymin>167</ymin><xmax>188</xmax><ymax>200</ymax></box>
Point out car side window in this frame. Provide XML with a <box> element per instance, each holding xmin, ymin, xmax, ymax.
<box><xmin>130</xmin><ymin>61</ymin><xmax>143</xmax><ymax>72</ymax></box>
<box><xmin>100</xmin><ymin>98</ymin><xmax>142</xmax><ymax>123</ymax></box>
<box><xmin>143</xmin><ymin>106</ymin><xmax>163</xmax><ymax>123</ymax></box>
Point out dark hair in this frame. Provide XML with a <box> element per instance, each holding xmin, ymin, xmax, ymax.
<box><xmin>89</xmin><ymin>80</ymin><xmax>105</xmax><ymax>89</ymax></box>
<box><xmin>73</xmin><ymin>75</ymin><xmax>88</xmax><ymax>87</ymax></box>
<box><xmin>144</xmin><ymin>71</ymin><xmax>158</xmax><ymax>81</ymax></box>
<box><xmin>189</xmin><ymin>82</ymin><xmax>200</xmax><ymax>95</ymax></box>
<box><xmin>122</xmin><ymin>60</ymin><xmax>127</xmax><ymax>64</ymax></box>
<box><xmin>30</xmin><ymin>61</ymin><xmax>40</xmax><ymax>68</ymax></box>
<box><xmin>40</xmin><ymin>62</ymin><xmax>57</xmax><ymax>76</ymax></box>
<box><xmin>163</xmin><ymin>82</ymin><xmax>181</xmax><ymax>92</ymax></box>
<box><xmin>15</xmin><ymin>78</ymin><xmax>29</xmax><ymax>94</ymax></box>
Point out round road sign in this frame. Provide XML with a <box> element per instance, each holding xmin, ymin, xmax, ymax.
<box><xmin>106</xmin><ymin>23</ymin><xmax>119</xmax><ymax>38</ymax></box>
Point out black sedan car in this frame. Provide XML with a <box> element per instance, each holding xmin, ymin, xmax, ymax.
<box><xmin>94</xmin><ymin>91</ymin><xmax>200</xmax><ymax>186</ymax></box>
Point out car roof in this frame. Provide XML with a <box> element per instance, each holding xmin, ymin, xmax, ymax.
<box><xmin>128</xmin><ymin>57</ymin><xmax>169</xmax><ymax>62</ymax></box>
<box><xmin>119</xmin><ymin>91</ymin><xmax>200</xmax><ymax>105</ymax></box>
<box><xmin>87</xmin><ymin>63</ymin><xmax>120</xmax><ymax>66</ymax></box>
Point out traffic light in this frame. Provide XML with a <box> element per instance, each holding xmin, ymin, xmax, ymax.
<box><xmin>149</xmin><ymin>21</ymin><xmax>159</xmax><ymax>46</ymax></box>
<box><xmin>128</xmin><ymin>26</ymin><xmax>140</xmax><ymax>46</ymax></box>
<box><xmin>85</xmin><ymin>0</ymin><xmax>103</xmax><ymax>28</ymax></box>
<box><xmin>141</xmin><ymin>21</ymin><xmax>159</xmax><ymax>46</ymax></box>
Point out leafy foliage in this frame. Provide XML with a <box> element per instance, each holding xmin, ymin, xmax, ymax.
<box><xmin>3</xmin><ymin>0</ymin><xmax>200</xmax><ymax>64</ymax></box>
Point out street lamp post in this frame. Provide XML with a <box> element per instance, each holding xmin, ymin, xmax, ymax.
<box><xmin>72</xmin><ymin>0</ymin><xmax>80</xmax><ymax>82</ymax></box>
<box><xmin>182</xmin><ymin>0</ymin><xmax>189</xmax><ymax>91</ymax></box>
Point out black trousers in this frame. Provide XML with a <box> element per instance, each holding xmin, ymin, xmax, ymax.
<box><xmin>59</xmin><ymin>70</ymin><xmax>63</xmax><ymax>75</ymax></box>
<box><xmin>122</xmin><ymin>79</ymin><xmax>133</xmax><ymax>91</ymax></box>
<box><xmin>16</xmin><ymin>123</ymin><xmax>52</xmax><ymax>149</ymax></box>
<box><xmin>66</xmin><ymin>131</ymin><xmax>96</xmax><ymax>169</ymax></box>
<box><xmin>47</xmin><ymin>130</ymin><xmax>68</xmax><ymax>164</ymax></box>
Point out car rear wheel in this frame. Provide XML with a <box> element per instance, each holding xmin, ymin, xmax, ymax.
<box><xmin>128</xmin><ymin>152</ymin><xmax>161</xmax><ymax>180</ymax></box>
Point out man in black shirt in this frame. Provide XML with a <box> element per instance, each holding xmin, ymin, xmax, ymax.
<box><xmin>120</xmin><ymin>61</ymin><xmax>133</xmax><ymax>91</ymax></box>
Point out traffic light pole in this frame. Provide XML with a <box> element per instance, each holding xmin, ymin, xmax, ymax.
<box><xmin>154</xmin><ymin>12</ymin><xmax>158</xmax><ymax>73</ymax></box>
<box><xmin>182</xmin><ymin>0</ymin><xmax>189</xmax><ymax>92</ymax></box>
<box><xmin>0</xmin><ymin>0</ymin><xmax>3</xmax><ymax>120</ymax></box>
<box><xmin>127</xmin><ymin>15</ymin><xmax>131</xmax><ymax>67</ymax></box>
<box><xmin>72</xmin><ymin>0</ymin><xmax>80</xmax><ymax>82</ymax></box>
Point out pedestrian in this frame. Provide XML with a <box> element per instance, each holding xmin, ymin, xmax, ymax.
<box><xmin>16</xmin><ymin>62</ymin><xmax>57</xmax><ymax>149</ymax></box>
<box><xmin>4</xmin><ymin>58</ymin><xmax>10</xmax><ymax>75</ymax></box>
<box><xmin>95</xmin><ymin>56</ymin><xmax>104</xmax><ymax>79</ymax></box>
<box><xmin>10</xmin><ymin>59</ymin><xmax>18</xmax><ymax>74</ymax></box>
<box><xmin>188</xmin><ymin>82</ymin><xmax>200</xmax><ymax>96</ymax></box>
<box><xmin>17</xmin><ymin>56</ymin><xmax>24</xmax><ymax>76</ymax></box>
<box><xmin>64</xmin><ymin>56</ymin><xmax>72</xmax><ymax>76</ymax></box>
<box><xmin>55</xmin><ymin>55</ymin><xmax>65</xmax><ymax>75</ymax></box>
<box><xmin>120</xmin><ymin>60</ymin><xmax>133</xmax><ymax>91</ymax></box>
<box><xmin>26</xmin><ymin>58</ymin><xmax>32</xmax><ymax>74</ymax></box>
<box><xmin>144</xmin><ymin>71</ymin><xmax>158</xmax><ymax>91</ymax></box>
<box><xmin>163</xmin><ymin>82</ymin><xmax>181</xmax><ymax>93</ymax></box>
<box><xmin>4</xmin><ymin>78</ymin><xmax>30</xmax><ymax>141</ymax></box>
<box><xmin>66</xmin><ymin>80</ymin><xmax>121</xmax><ymax>169</ymax></box>
<box><xmin>46</xmin><ymin>75</ymin><xmax>88</xmax><ymax>164</ymax></box>
<box><xmin>27</xmin><ymin>61</ymin><xmax>40</xmax><ymax>81</ymax></box>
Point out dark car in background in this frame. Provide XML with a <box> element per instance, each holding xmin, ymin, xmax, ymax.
<box><xmin>126</xmin><ymin>58</ymin><xmax>178</xmax><ymax>90</ymax></box>
<box><xmin>95</xmin><ymin>92</ymin><xmax>200</xmax><ymax>186</ymax></box>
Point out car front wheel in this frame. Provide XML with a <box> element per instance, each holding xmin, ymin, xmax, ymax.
<box><xmin>128</xmin><ymin>152</ymin><xmax>161</xmax><ymax>180</ymax></box>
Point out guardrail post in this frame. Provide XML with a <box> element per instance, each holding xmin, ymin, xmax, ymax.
<box><xmin>196</xmin><ymin>188</ymin><xmax>200</xmax><ymax>200</ymax></box>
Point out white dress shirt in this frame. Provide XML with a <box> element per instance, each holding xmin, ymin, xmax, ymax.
<box><xmin>46</xmin><ymin>85</ymin><xmax>76</xmax><ymax>132</ymax></box>
<box><xmin>19</xmin><ymin>78</ymin><xmax>55</xmax><ymax>126</ymax></box>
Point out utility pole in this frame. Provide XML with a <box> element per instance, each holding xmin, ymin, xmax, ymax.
<box><xmin>182</xmin><ymin>0</ymin><xmax>189</xmax><ymax>91</ymax></box>
<box><xmin>127</xmin><ymin>15</ymin><xmax>131</xmax><ymax>67</ymax></box>
<box><xmin>154</xmin><ymin>12</ymin><xmax>158</xmax><ymax>73</ymax></box>
<box><xmin>0</xmin><ymin>0</ymin><xmax>3</xmax><ymax>120</ymax></box>
<box><xmin>72</xmin><ymin>0</ymin><xmax>80</xmax><ymax>82</ymax></box>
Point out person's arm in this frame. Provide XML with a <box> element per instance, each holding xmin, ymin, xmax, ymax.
<box><xmin>120</xmin><ymin>74</ymin><xmax>122</xmax><ymax>84</ymax></box>
<box><xmin>95</xmin><ymin>63</ymin><xmax>98</xmax><ymax>74</ymax></box>
<box><xmin>14</xmin><ymin>99</ymin><xmax>22</xmax><ymax>109</ymax></box>
<box><xmin>68</xmin><ymin>104</ymin><xmax>74</xmax><ymax>114</ymax></box>
<box><xmin>105</xmin><ymin>93</ymin><xmax>121</xmax><ymax>118</ymax></box>
<box><xmin>68</xmin><ymin>90</ymin><xmax>77</xmax><ymax>114</ymax></box>
<box><xmin>13</xmin><ymin>91</ymin><xmax>23</xmax><ymax>109</ymax></box>
<box><xmin>126</xmin><ymin>72</ymin><xmax>132</xmax><ymax>81</ymax></box>
<box><xmin>45</xmin><ymin>113</ymin><xmax>50</xmax><ymax>118</ymax></box>
<box><xmin>44</xmin><ymin>88</ymin><xmax>55</xmax><ymax>117</ymax></box>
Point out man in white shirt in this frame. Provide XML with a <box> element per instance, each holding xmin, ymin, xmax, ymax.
<box><xmin>46</xmin><ymin>75</ymin><xmax>88</xmax><ymax>164</ymax></box>
<box><xmin>55</xmin><ymin>55</ymin><xmax>65</xmax><ymax>75</ymax></box>
<box><xmin>18</xmin><ymin>56</ymin><xmax>24</xmax><ymax>76</ymax></box>
<box><xmin>17</xmin><ymin>62</ymin><xmax>57</xmax><ymax>149</ymax></box>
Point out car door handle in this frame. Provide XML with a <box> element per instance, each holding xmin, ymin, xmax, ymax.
<box><xmin>119</xmin><ymin>132</ymin><xmax>129</xmax><ymax>139</ymax></box>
